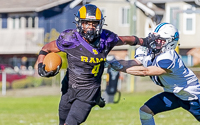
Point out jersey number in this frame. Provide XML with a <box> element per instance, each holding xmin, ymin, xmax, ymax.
<box><xmin>92</xmin><ymin>64</ymin><xmax>100</xmax><ymax>76</ymax></box>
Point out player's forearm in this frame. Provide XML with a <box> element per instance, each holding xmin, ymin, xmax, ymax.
<box><xmin>126</xmin><ymin>66</ymin><xmax>169</xmax><ymax>76</ymax></box>
<box><xmin>126</xmin><ymin>66</ymin><xmax>148</xmax><ymax>76</ymax></box>
<box><xmin>42</xmin><ymin>40</ymin><xmax>60</xmax><ymax>53</ymax></box>
<box><xmin>109</xmin><ymin>60</ymin><xmax>142</xmax><ymax>73</ymax></box>
<box><xmin>118</xmin><ymin>36</ymin><xmax>145</xmax><ymax>46</ymax></box>
<box><xmin>37</xmin><ymin>40</ymin><xmax>61</xmax><ymax>64</ymax></box>
<box><xmin>37</xmin><ymin>55</ymin><xmax>46</xmax><ymax>64</ymax></box>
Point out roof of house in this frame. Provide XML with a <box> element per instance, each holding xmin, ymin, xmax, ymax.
<box><xmin>0</xmin><ymin>0</ymin><xmax>73</xmax><ymax>12</ymax></box>
<box><xmin>136</xmin><ymin>0</ymin><xmax>199</xmax><ymax>16</ymax></box>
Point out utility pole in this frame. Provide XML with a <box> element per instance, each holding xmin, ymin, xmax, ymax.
<box><xmin>127</xmin><ymin>0</ymin><xmax>136</xmax><ymax>93</ymax></box>
<box><xmin>2</xmin><ymin>71</ymin><xmax>6</xmax><ymax>95</ymax></box>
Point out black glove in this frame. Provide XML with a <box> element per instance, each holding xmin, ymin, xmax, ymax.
<box><xmin>143</xmin><ymin>33</ymin><xmax>160</xmax><ymax>48</ymax></box>
<box><xmin>97</xmin><ymin>96</ymin><xmax>106</xmax><ymax>108</ymax></box>
<box><xmin>104</xmin><ymin>61</ymin><xmax>110</xmax><ymax>68</ymax></box>
<box><xmin>38</xmin><ymin>63</ymin><xmax>60</xmax><ymax>77</ymax></box>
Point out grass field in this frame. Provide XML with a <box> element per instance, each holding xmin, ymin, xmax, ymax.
<box><xmin>0</xmin><ymin>91</ymin><xmax>199</xmax><ymax>125</ymax></box>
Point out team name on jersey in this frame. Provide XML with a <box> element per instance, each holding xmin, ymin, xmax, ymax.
<box><xmin>81</xmin><ymin>56</ymin><xmax>106</xmax><ymax>63</ymax></box>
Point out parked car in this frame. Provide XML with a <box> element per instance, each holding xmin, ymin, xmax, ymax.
<box><xmin>0</xmin><ymin>64</ymin><xmax>27</xmax><ymax>88</ymax></box>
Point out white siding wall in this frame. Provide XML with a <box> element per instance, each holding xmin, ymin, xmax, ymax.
<box><xmin>90</xmin><ymin>0</ymin><xmax>131</xmax><ymax>35</ymax></box>
<box><xmin>166</xmin><ymin>2</ymin><xmax>200</xmax><ymax>48</ymax></box>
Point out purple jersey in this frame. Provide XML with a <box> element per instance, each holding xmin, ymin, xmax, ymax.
<box><xmin>56</xmin><ymin>29</ymin><xmax>119</xmax><ymax>89</ymax></box>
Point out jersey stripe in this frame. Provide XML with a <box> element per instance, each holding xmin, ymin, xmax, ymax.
<box><xmin>150</xmin><ymin>76</ymin><xmax>164</xmax><ymax>87</ymax></box>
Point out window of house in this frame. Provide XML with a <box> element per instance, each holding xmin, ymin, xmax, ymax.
<box><xmin>183</xmin><ymin>5</ymin><xmax>196</xmax><ymax>34</ymax></box>
<box><xmin>8</xmin><ymin>14</ymin><xmax>38</xmax><ymax>29</ymax></box>
<box><xmin>166</xmin><ymin>5</ymin><xmax>181</xmax><ymax>30</ymax></box>
<box><xmin>12</xmin><ymin>17</ymin><xmax>20</xmax><ymax>29</ymax></box>
<box><xmin>0</xmin><ymin>14</ymin><xmax>2</xmax><ymax>29</ymax></box>
<box><xmin>121</xmin><ymin>7</ymin><xmax>130</xmax><ymax>26</ymax></box>
<box><xmin>169</xmin><ymin>7</ymin><xmax>180</xmax><ymax>30</ymax></box>
<box><xmin>25</xmin><ymin>17</ymin><xmax>29</xmax><ymax>28</ymax></box>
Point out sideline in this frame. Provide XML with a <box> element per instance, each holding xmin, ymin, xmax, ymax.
<box><xmin>0</xmin><ymin>86</ymin><xmax>61</xmax><ymax>97</ymax></box>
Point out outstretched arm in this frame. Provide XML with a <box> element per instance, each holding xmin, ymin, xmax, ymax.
<box><xmin>108</xmin><ymin>59</ymin><xmax>171</xmax><ymax>76</ymax></box>
<box><xmin>117</xmin><ymin>36</ymin><xmax>145</xmax><ymax>46</ymax></box>
<box><xmin>108</xmin><ymin>59</ymin><xmax>142</xmax><ymax>72</ymax></box>
<box><xmin>126</xmin><ymin>66</ymin><xmax>171</xmax><ymax>76</ymax></box>
<box><xmin>117</xmin><ymin>34</ymin><xmax>160</xmax><ymax>46</ymax></box>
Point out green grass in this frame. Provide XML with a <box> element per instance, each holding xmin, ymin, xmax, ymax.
<box><xmin>0</xmin><ymin>96</ymin><xmax>60</xmax><ymax>125</ymax></box>
<box><xmin>0</xmin><ymin>92</ymin><xmax>199</xmax><ymax>125</ymax></box>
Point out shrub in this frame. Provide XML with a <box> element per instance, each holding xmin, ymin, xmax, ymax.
<box><xmin>12</xmin><ymin>77</ymin><xmax>34</xmax><ymax>89</ymax></box>
<box><xmin>32</xmin><ymin>77</ymin><xmax>43</xmax><ymax>87</ymax></box>
<box><xmin>11</xmin><ymin>75</ymin><xmax>60</xmax><ymax>89</ymax></box>
<box><xmin>41</xmin><ymin>77</ymin><xmax>53</xmax><ymax>86</ymax></box>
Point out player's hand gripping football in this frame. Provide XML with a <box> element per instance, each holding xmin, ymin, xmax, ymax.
<box><xmin>38</xmin><ymin>63</ymin><xmax>60</xmax><ymax>77</ymax></box>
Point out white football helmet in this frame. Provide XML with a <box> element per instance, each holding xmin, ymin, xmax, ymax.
<box><xmin>151</xmin><ymin>22</ymin><xmax>179</xmax><ymax>53</ymax></box>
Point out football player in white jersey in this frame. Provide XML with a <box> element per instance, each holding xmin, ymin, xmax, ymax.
<box><xmin>107</xmin><ymin>22</ymin><xmax>200</xmax><ymax>125</ymax></box>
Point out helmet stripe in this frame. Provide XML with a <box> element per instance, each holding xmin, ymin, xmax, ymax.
<box><xmin>79</xmin><ymin>6</ymin><xmax>86</xmax><ymax>19</ymax></box>
<box><xmin>154</xmin><ymin>22</ymin><xmax>168</xmax><ymax>32</ymax></box>
<box><xmin>96</xmin><ymin>7</ymin><xmax>102</xmax><ymax>20</ymax></box>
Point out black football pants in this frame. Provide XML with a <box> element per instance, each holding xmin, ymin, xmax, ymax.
<box><xmin>59</xmin><ymin>87</ymin><xmax>100</xmax><ymax>125</ymax></box>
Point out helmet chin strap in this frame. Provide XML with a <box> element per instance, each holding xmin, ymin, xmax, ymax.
<box><xmin>85</xmin><ymin>30</ymin><xmax>95</xmax><ymax>42</ymax></box>
<box><xmin>83</xmin><ymin>28</ymin><xmax>101</xmax><ymax>42</ymax></box>
<box><xmin>152</xmin><ymin>48</ymin><xmax>161</xmax><ymax>54</ymax></box>
<box><xmin>161</xmin><ymin>39</ymin><xmax>174</xmax><ymax>53</ymax></box>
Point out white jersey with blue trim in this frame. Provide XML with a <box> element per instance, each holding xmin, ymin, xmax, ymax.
<box><xmin>135</xmin><ymin>46</ymin><xmax>200</xmax><ymax>101</ymax></box>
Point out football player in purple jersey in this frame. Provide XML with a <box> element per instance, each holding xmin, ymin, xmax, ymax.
<box><xmin>108</xmin><ymin>23</ymin><xmax>200</xmax><ymax>125</ymax></box>
<box><xmin>37</xmin><ymin>4</ymin><xmax>157</xmax><ymax>125</ymax></box>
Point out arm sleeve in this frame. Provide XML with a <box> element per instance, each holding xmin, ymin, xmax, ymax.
<box><xmin>102</xmin><ymin>30</ymin><xmax>119</xmax><ymax>52</ymax></box>
<box><xmin>155</xmin><ymin>51</ymin><xmax>174</xmax><ymax>69</ymax></box>
<box><xmin>157</xmin><ymin>59</ymin><xmax>174</xmax><ymax>69</ymax></box>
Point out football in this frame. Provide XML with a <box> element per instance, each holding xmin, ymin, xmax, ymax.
<box><xmin>43</xmin><ymin>52</ymin><xmax>62</xmax><ymax>72</ymax></box>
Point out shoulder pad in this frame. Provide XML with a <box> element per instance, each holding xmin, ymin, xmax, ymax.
<box><xmin>60</xmin><ymin>29</ymin><xmax>78</xmax><ymax>41</ymax></box>
<box><xmin>135</xmin><ymin>46</ymin><xmax>149</xmax><ymax>57</ymax></box>
<box><xmin>155</xmin><ymin>50</ymin><xmax>175</xmax><ymax>69</ymax></box>
<box><xmin>56</xmin><ymin>29</ymin><xmax>79</xmax><ymax>51</ymax></box>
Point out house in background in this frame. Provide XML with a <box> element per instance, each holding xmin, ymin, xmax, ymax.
<box><xmin>132</xmin><ymin>0</ymin><xmax>200</xmax><ymax>66</ymax></box>
<box><xmin>90</xmin><ymin>0</ymin><xmax>133</xmax><ymax>61</ymax></box>
<box><xmin>91</xmin><ymin>0</ymin><xmax>131</xmax><ymax>36</ymax></box>
<box><xmin>92</xmin><ymin>0</ymin><xmax>200</xmax><ymax>66</ymax></box>
<box><xmin>1</xmin><ymin>0</ymin><xmax>200</xmax><ymax>74</ymax></box>
<box><xmin>0</xmin><ymin>0</ymin><xmax>90</xmax><ymax>72</ymax></box>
